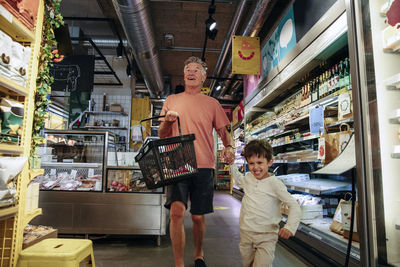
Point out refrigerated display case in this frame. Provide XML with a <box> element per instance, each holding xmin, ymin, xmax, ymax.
<box><xmin>232</xmin><ymin>123</ymin><xmax>245</xmax><ymax>199</ymax></box>
<box><xmin>243</xmin><ymin>1</ymin><xmax>361</xmax><ymax>266</ymax></box>
<box><xmin>215</xmin><ymin>137</ymin><xmax>232</xmax><ymax>191</ymax></box>
<box><xmin>349</xmin><ymin>0</ymin><xmax>400</xmax><ymax>265</ymax></box>
<box><xmin>32</xmin><ymin>130</ymin><xmax>167</xmax><ymax>243</ymax></box>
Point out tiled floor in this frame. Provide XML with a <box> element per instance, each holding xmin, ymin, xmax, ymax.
<box><xmin>92</xmin><ymin>191</ymin><xmax>308</xmax><ymax>267</ymax></box>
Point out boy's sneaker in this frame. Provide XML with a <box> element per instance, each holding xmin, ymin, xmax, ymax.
<box><xmin>194</xmin><ymin>258</ymin><xmax>207</xmax><ymax>267</ymax></box>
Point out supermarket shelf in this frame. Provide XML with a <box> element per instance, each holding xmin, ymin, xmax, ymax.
<box><xmin>29</xmin><ymin>169</ymin><xmax>44</xmax><ymax>180</ymax></box>
<box><xmin>249</xmin><ymin>94</ymin><xmax>340</xmax><ymax>137</ymax></box>
<box><xmin>41</xmin><ymin>162</ymin><xmax>102</xmax><ymax>168</ymax></box>
<box><xmin>0</xmin><ymin>5</ymin><xmax>35</xmax><ymax>42</ymax></box>
<box><xmin>24</xmin><ymin>208</ymin><xmax>42</xmax><ymax>226</ymax></box>
<box><xmin>271</xmin><ymin>135</ymin><xmax>319</xmax><ymax>148</ymax></box>
<box><xmin>284</xmin><ymin>114</ymin><xmax>309</xmax><ymax>127</ymax></box>
<box><xmin>285</xmin><ymin>178</ymin><xmax>351</xmax><ymax>194</ymax></box>
<box><xmin>325</xmin><ymin>117</ymin><xmax>354</xmax><ymax>127</ymax></box>
<box><xmin>392</xmin><ymin>152</ymin><xmax>400</xmax><ymax>159</ymax></box>
<box><xmin>0</xmin><ymin>75</ymin><xmax>29</xmax><ymax>96</ymax></box>
<box><xmin>0</xmin><ymin>143</ymin><xmax>24</xmax><ymax>154</ymax></box>
<box><xmin>386</xmin><ymin>73</ymin><xmax>400</xmax><ymax>89</ymax></box>
<box><xmin>0</xmin><ymin>206</ymin><xmax>18</xmax><ymax>220</ymax></box>
<box><xmin>274</xmin><ymin>158</ymin><xmax>320</xmax><ymax>164</ymax></box>
<box><xmin>389</xmin><ymin>109</ymin><xmax>400</xmax><ymax>124</ymax></box>
<box><xmin>84</xmin><ymin>126</ymin><xmax>128</xmax><ymax>130</ymax></box>
<box><xmin>86</xmin><ymin>111</ymin><xmax>128</xmax><ymax>116</ymax></box>
<box><xmin>392</xmin><ymin>145</ymin><xmax>400</xmax><ymax>159</ymax></box>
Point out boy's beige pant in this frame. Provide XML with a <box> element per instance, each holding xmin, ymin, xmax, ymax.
<box><xmin>239</xmin><ymin>230</ymin><xmax>279</xmax><ymax>267</ymax></box>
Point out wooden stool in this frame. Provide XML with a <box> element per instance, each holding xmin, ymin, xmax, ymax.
<box><xmin>17</xmin><ymin>238</ymin><xmax>95</xmax><ymax>267</ymax></box>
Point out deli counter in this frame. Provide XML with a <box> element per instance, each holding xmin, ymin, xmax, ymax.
<box><xmin>31</xmin><ymin>130</ymin><xmax>167</xmax><ymax>244</ymax></box>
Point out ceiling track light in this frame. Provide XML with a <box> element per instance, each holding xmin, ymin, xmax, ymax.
<box><xmin>206</xmin><ymin>17</ymin><xmax>216</xmax><ymax>31</ymax></box>
<box><xmin>116</xmin><ymin>41</ymin><xmax>123</xmax><ymax>59</ymax></box>
<box><xmin>126</xmin><ymin>64</ymin><xmax>132</xmax><ymax>77</ymax></box>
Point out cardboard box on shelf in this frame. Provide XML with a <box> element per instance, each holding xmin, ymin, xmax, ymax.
<box><xmin>22</xmin><ymin>229</ymin><xmax>58</xmax><ymax>249</ymax></box>
<box><xmin>109</xmin><ymin>104</ymin><xmax>123</xmax><ymax>112</ymax></box>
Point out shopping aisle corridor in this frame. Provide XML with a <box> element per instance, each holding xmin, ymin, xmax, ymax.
<box><xmin>92</xmin><ymin>191</ymin><xmax>308</xmax><ymax>267</ymax></box>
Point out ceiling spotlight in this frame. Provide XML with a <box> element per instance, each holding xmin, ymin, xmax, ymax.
<box><xmin>116</xmin><ymin>41</ymin><xmax>123</xmax><ymax>59</ymax></box>
<box><xmin>216</xmin><ymin>85</ymin><xmax>222</xmax><ymax>91</ymax></box>
<box><xmin>206</xmin><ymin>17</ymin><xmax>217</xmax><ymax>31</ymax></box>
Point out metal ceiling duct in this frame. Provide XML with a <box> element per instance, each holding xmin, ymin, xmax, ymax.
<box><xmin>112</xmin><ymin>0</ymin><xmax>164</xmax><ymax>98</ymax></box>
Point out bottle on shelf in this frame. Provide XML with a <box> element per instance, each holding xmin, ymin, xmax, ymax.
<box><xmin>328</xmin><ymin>67</ymin><xmax>334</xmax><ymax>96</ymax></box>
<box><xmin>310</xmin><ymin>79</ymin><xmax>315</xmax><ymax>103</ymax></box>
<box><xmin>333</xmin><ymin>64</ymin><xmax>340</xmax><ymax>93</ymax></box>
<box><xmin>344</xmin><ymin>58</ymin><xmax>351</xmax><ymax>90</ymax></box>
<box><xmin>338</xmin><ymin>60</ymin><xmax>345</xmax><ymax>92</ymax></box>
<box><xmin>319</xmin><ymin>74</ymin><xmax>324</xmax><ymax>101</ymax></box>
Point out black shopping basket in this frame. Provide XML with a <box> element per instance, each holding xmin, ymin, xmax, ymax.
<box><xmin>135</xmin><ymin>115</ymin><xmax>198</xmax><ymax>189</ymax></box>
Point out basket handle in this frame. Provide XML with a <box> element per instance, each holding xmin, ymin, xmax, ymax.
<box><xmin>139</xmin><ymin>115</ymin><xmax>182</xmax><ymax>140</ymax></box>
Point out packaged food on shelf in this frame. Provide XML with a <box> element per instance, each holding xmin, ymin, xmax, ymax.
<box><xmin>23</xmin><ymin>224</ymin><xmax>57</xmax><ymax>249</ymax></box>
<box><xmin>0</xmin><ymin>98</ymin><xmax>24</xmax><ymax>142</ymax></box>
<box><xmin>0</xmin><ymin>30</ymin><xmax>12</xmax><ymax>76</ymax></box>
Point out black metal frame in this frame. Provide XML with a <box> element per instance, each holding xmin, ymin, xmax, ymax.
<box><xmin>64</xmin><ymin>17</ymin><xmax>128</xmax><ymax>86</ymax></box>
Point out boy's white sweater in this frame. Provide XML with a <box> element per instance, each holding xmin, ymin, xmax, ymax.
<box><xmin>231</xmin><ymin>164</ymin><xmax>301</xmax><ymax>235</ymax></box>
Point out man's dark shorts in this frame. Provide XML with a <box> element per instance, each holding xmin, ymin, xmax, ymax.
<box><xmin>164</xmin><ymin>168</ymin><xmax>214</xmax><ymax>215</ymax></box>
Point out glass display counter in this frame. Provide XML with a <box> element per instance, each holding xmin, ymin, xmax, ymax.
<box><xmin>32</xmin><ymin>131</ymin><xmax>167</xmax><ymax>243</ymax></box>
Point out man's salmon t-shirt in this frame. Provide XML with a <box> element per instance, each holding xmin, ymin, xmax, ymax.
<box><xmin>160</xmin><ymin>92</ymin><xmax>230</xmax><ymax>169</ymax></box>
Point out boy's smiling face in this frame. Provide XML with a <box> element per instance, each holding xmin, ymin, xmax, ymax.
<box><xmin>247</xmin><ymin>154</ymin><xmax>273</xmax><ymax>180</ymax></box>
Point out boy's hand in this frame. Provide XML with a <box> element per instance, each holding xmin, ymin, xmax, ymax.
<box><xmin>278</xmin><ymin>228</ymin><xmax>293</xmax><ymax>239</ymax></box>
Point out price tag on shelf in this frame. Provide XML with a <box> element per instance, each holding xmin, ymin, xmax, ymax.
<box><xmin>290</xmin><ymin>185</ymin><xmax>295</xmax><ymax>190</ymax></box>
<box><xmin>50</xmin><ymin>169</ymin><xmax>56</xmax><ymax>176</ymax></box>
<box><xmin>70</xmin><ymin>170</ymin><xmax>77</xmax><ymax>179</ymax></box>
<box><xmin>88</xmin><ymin>168</ymin><xmax>94</xmax><ymax>177</ymax></box>
<box><xmin>305</xmin><ymin>188</ymin><xmax>310</xmax><ymax>193</ymax></box>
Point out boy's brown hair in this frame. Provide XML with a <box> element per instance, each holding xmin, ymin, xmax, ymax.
<box><xmin>242</xmin><ymin>140</ymin><xmax>273</xmax><ymax>161</ymax></box>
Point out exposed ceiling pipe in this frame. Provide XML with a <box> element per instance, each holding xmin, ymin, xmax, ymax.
<box><xmin>112</xmin><ymin>0</ymin><xmax>164</xmax><ymax>98</ymax></box>
<box><xmin>80</xmin><ymin>38</ymin><xmax>129</xmax><ymax>49</ymax></box>
<box><xmin>209</xmin><ymin>0</ymin><xmax>248</xmax><ymax>94</ymax></box>
<box><xmin>215</xmin><ymin>0</ymin><xmax>277</xmax><ymax>98</ymax></box>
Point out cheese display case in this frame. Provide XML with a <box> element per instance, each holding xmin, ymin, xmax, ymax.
<box><xmin>36</xmin><ymin>130</ymin><xmax>114</xmax><ymax>192</ymax></box>
<box><xmin>32</xmin><ymin>130</ymin><xmax>167</xmax><ymax>241</ymax></box>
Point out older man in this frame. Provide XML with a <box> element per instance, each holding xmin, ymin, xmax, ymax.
<box><xmin>159</xmin><ymin>56</ymin><xmax>235</xmax><ymax>267</ymax></box>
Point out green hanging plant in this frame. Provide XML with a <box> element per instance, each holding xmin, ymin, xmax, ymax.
<box><xmin>31</xmin><ymin>0</ymin><xmax>64</xmax><ymax>156</ymax></box>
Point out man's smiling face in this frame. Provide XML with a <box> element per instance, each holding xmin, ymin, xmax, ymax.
<box><xmin>184</xmin><ymin>62</ymin><xmax>206</xmax><ymax>88</ymax></box>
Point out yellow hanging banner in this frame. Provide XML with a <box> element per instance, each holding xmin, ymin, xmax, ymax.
<box><xmin>232</xmin><ymin>36</ymin><xmax>260</xmax><ymax>75</ymax></box>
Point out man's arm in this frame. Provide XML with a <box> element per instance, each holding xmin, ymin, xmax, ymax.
<box><xmin>216</xmin><ymin>126</ymin><xmax>235</xmax><ymax>164</ymax></box>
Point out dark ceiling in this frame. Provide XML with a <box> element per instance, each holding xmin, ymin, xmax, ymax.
<box><xmin>59</xmin><ymin>0</ymin><xmax>290</xmax><ymax>105</ymax></box>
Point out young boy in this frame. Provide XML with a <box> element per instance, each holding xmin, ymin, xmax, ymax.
<box><xmin>229</xmin><ymin>140</ymin><xmax>301</xmax><ymax>267</ymax></box>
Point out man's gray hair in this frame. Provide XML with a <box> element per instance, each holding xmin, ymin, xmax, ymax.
<box><xmin>184</xmin><ymin>56</ymin><xmax>207</xmax><ymax>75</ymax></box>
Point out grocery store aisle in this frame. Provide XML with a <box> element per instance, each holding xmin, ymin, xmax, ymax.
<box><xmin>92</xmin><ymin>191</ymin><xmax>308</xmax><ymax>267</ymax></box>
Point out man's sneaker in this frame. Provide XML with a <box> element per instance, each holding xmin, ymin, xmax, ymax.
<box><xmin>194</xmin><ymin>258</ymin><xmax>207</xmax><ymax>267</ymax></box>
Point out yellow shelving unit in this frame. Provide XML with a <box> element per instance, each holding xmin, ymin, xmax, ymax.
<box><xmin>28</xmin><ymin>170</ymin><xmax>44</xmax><ymax>181</ymax></box>
<box><xmin>0</xmin><ymin>76</ymin><xmax>29</xmax><ymax>97</ymax></box>
<box><xmin>0</xmin><ymin>144</ymin><xmax>24</xmax><ymax>155</ymax></box>
<box><xmin>0</xmin><ymin>1</ymin><xmax>44</xmax><ymax>266</ymax></box>
<box><xmin>0</xmin><ymin>207</ymin><xmax>18</xmax><ymax>221</ymax></box>
<box><xmin>23</xmin><ymin>209</ymin><xmax>42</xmax><ymax>227</ymax></box>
